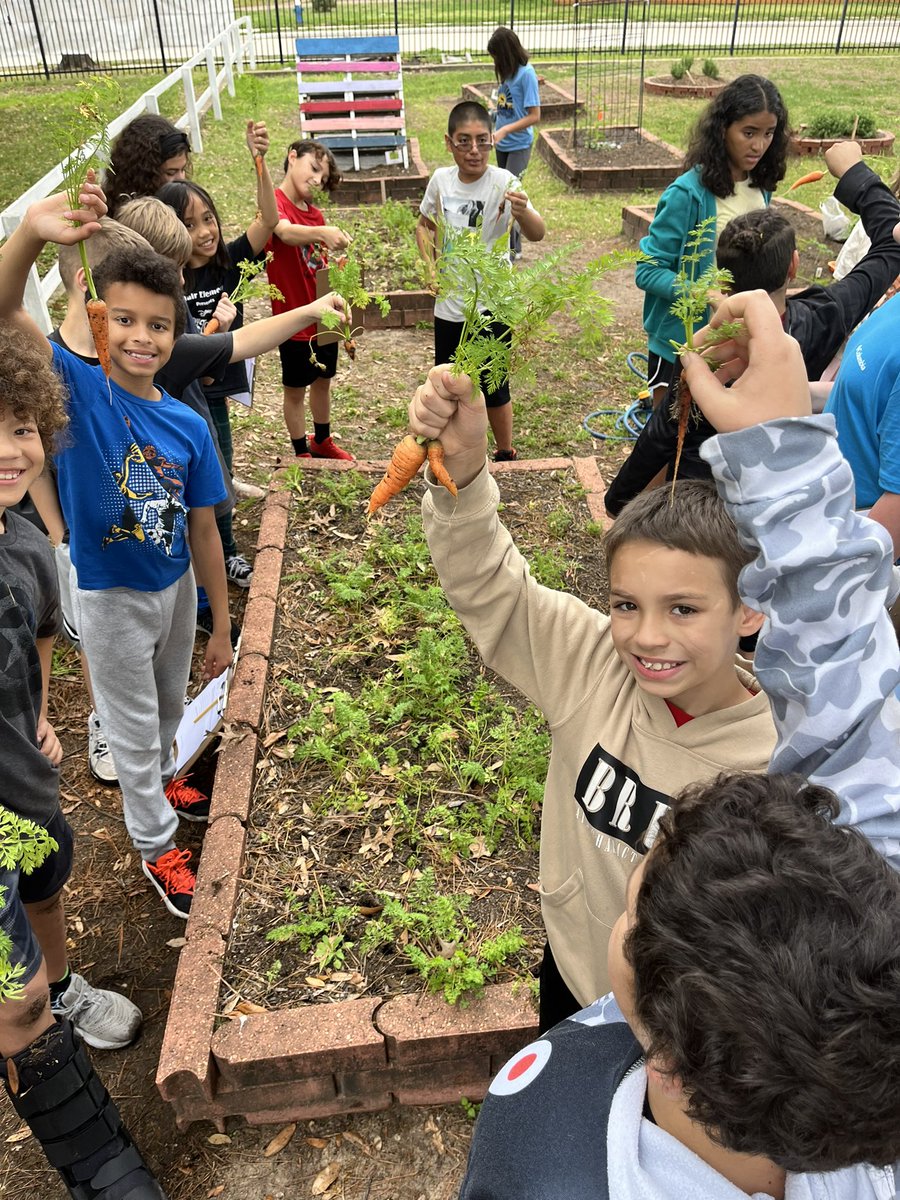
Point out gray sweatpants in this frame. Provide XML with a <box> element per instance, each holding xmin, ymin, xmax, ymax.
<box><xmin>71</xmin><ymin>569</ymin><xmax>196</xmax><ymax>862</ymax></box>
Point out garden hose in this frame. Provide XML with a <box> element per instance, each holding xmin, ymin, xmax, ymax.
<box><xmin>582</xmin><ymin>352</ymin><xmax>653</xmax><ymax>442</ymax></box>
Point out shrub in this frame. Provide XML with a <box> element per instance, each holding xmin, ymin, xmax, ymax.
<box><xmin>804</xmin><ymin>110</ymin><xmax>879</xmax><ymax>140</ymax></box>
<box><xmin>670</xmin><ymin>54</ymin><xmax>695</xmax><ymax>81</ymax></box>
<box><xmin>702</xmin><ymin>58</ymin><xmax>719</xmax><ymax>79</ymax></box>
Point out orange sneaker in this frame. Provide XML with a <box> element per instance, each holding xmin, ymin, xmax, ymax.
<box><xmin>309</xmin><ymin>435</ymin><xmax>354</xmax><ymax>461</ymax></box>
<box><xmin>143</xmin><ymin>848</ymin><xmax>195</xmax><ymax>918</ymax></box>
<box><xmin>165</xmin><ymin>776</ymin><xmax>210</xmax><ymax>822</ymax></box>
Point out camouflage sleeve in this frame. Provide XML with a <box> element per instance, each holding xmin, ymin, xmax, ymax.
<box><xmin>702</xmin><ymin>415</ymin><xmax>900</xmax><ymax>869</ymax></box>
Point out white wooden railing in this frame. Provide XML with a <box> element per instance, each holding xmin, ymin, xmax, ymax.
<box><xmin>0</xmin><ymin>17</ymin><xmax>255</xmax><ymax>333</ymax></box>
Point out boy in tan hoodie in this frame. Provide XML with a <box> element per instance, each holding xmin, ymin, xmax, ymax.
<box><xmin>412</xmin><ymin>371</ymin><xmax>775</xmax><ymax>1030</ymax></box>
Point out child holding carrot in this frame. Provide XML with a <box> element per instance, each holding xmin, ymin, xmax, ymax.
<box><xmin>158</xmin><ymin>121</ymin><xmax>278</xmax><ymax>590</ymax></box>
<box><xmin>416</xmin><ymin>101</ymin><xmax>546</xmax><ymax>462</ymax></box>
<box><xmin>636</xmin><ymin>74</ymin><xmax>788</xmax><ymax>405</ymax></box>
<box><xmin>265</xmin><ymin>138</ymin><xmax>354</xmax><ymax>461</ymax></box>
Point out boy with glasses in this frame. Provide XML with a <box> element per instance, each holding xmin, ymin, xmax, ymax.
<box><xmin>416</xmin><ymin>101</ymin><xmax>545</xmax><ymax>462</ymax></box>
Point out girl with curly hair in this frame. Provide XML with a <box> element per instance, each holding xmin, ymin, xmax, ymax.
<box><xmin>103</xmin><ymin>113</ymin><xmax>191</xmax><ymax>216</ymax></box>
<box><xmin>635</xmin><ymin>74</ymin><xmax>788</xmax><ymax>404</ymax></box>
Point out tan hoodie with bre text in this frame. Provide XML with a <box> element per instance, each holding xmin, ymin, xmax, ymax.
<box><xmin>422</xmin><ymin>465</ymin><xmax>776</xmax><ymax>1005</ymax></box>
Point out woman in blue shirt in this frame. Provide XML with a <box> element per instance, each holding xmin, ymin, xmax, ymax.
<box><xmin>488</xmin><ymin>26</ymin><xmax>541</xmax><ymax>258</ymax></box>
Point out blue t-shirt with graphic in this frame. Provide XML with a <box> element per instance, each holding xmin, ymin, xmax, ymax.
<box><xmin>494</xmin><ymin>63</ymin><xmax>540</xmax><ymax>152</ymax></box>
<box><xmin>51</xmin><ymin>342</ymin><xmax>227</xmax><ymax>593</ymax></box>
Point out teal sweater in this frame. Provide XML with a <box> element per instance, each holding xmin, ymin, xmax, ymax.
<box><xmin>635</xmin><ymin>165</ymin><xmax>770</xmax><ymax>363</ymax></box>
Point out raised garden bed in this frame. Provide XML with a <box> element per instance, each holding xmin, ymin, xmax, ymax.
<box><xmin>538</xmin><ymin>126</ymin><xmax>683</xmax><ymax>191</ymax></box>
<box><xmin>790</xmin><ymin>127</ymin><xmax>895</xmax><ymax>157</ymax></box>
<box><xmin>337</xmin><ymin>138</ymin><xmax>431</xmax><ymax>205</ymax></box>
<box><xmin>461</xmin><ymin>78</ymin><xmax>582</xmax><ymax>123</ymax></box>
<box><xmin>643</xmin><ymin>75</ymin><xmax>727</xmax><ymax>99</ymax></box>
<box><xmin>622</xmin><ymin>195</ymin><xmax>842</xmax><ymax>286</ymax></box>
<box><xmin>333</xmin><ymin>201</ymin><xmax>433</xmax><ymax>331</ymax></box>
<box><xmin>157</xmin><ymin>457</ymin><xmax>612</xmax><ymax>1129</ymax></box>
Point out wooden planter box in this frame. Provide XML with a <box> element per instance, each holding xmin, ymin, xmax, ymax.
<box><xmin>461</xmin><ymin>79</ymin><xmax>582</xmax><ymax>124</ymax></box>
<box><xmin>790</xmin><ymin>127</ymin><xmax>895</xmax><ymax>157</ymax></box>
<box><xmin>336</xmin><ymin>138</ymin><xmax>431</xmax><ymax>205</ymax></box>
<box><xmin>643</xmin><ymin>75</ymin><xmax>727</xmax><ymax>99</ymax></box>
<box><xmin>155</xmin><ymin>461</ymin><xmax>612</xmax><ymax>1130</ymax></box>
<box><xmin>538</xmin><ymin>126</ymin><xmax>683</xmax><ymax>192</ymax></box>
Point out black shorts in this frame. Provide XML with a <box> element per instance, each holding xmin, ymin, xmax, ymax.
<box><xmin>0</xmin><ymin>810</ymin><xmax>74</xmax><ymax>988</ymax></box>
<box><xmin>646</xmin><ymin>351</ymin><xmax>675</xmax><ymax>396</ymax></box>
<box><xmin>434</xmin><ymin>315</ymin><xmax>511</xmax><ymax>409</ymax></box>
<box><xmin>278</xmin><ymin>337</ymin><xmax>339</xmax><ymax>389</ymax></box>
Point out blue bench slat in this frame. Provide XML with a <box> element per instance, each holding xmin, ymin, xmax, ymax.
<box><xmin>294</xmin><ymin>36</ymin><xmax>400</xmax><ymax>55</ymax></box>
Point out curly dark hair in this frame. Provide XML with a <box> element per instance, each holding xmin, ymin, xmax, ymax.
<box><xmin>282</xmin><ymin>140</ymin><xmax>342</xmax><ymax>193</ymax></box>
<box><xmin>627</xmin><ymin>771</ymin><xmax>900</xmax><ymax>1173</ymax></box>
<box><xmin>0</xmin><ymin>325</ymin><xmax>69</xmax><ymax>455</ymax></box>
<box><xmin>683</xmin><ymin>75</ymin><xmax>788</xmax><ymax>198</ymax></box>
<box><xmin>156</xmin><ymin>179</ymin><xmax>231</xmax><ymax>278</ymax></box>
<box><xmin>604</xmin><ymin>479</ymin><xmax>752</xmax><ymax>606</ymax></box>
<box><xmin>103</xmin><ymin>115</ymin><xmax>191</xmax><ymax>216</ymax></box>
<box><xmin>717</xmin><ymin>207</ymin><xmax>797</xmax><ymax>294</ymax></box>
<box><xmin>92</xmin><ymin>247</ymin><xmax>188</xmax><ymax>339</ymax></box>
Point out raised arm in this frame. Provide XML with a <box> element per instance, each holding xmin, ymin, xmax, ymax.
<box><xmin>228</xmin><ymin>292</ymin><xmax>349</xmax><ymax>362</ymax></box>
<box><xmin>243</xmin><ymin>121</ymin><xmax>279</xmax><ymax>255</ymax></box>
<box><xmin>684</xmin><ymin>292</ymin><xmax>900</xmax><ymax>867</ymax></box>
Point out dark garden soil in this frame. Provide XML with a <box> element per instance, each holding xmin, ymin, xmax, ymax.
<box><xmin>222</xmin><ymin>467</ymin><xmax>609</xmax><ymax>1014</ymax></box>
<box><xmin>556</xmin><ymin>127</ymin><xmax>682</xmax><ymax>169</ymax></box>
<box><xmin>466</xmin><ymin>80</ymin><xmax>576</xmax><ymax>108</ymax></box>
<box><xmin>776</xmin><ymin>202</ymin><xmax>844</xmax><ymax>288</ymax></box>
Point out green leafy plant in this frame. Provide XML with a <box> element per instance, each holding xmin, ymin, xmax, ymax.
<box><xmin>266</xmin><ymin>886</ymin><xmax>358</xmax><ymax>972</ymax></box>
<box><xmin>702</xmin><ymin>58</ymin><xmax>720</xmax><ymax>79</ymax></box>
<box><xmin>321</xmin><ymin>249</ymin><xmax>391</xmax><ymax>360</ymax></box>
<box><xmin>670</xmin><ymin>54</ymin><xmax>695</xmax><ymax>81</ymax></box>
<box><xmin>804</xmin><ymin>110</ymin><xmax>879</xmax><ymax>140</ymax></box>
<box><xmin>0</xmin><ymin>808</ymin><xmax>58</xmax><ymax>1001</ymax></box>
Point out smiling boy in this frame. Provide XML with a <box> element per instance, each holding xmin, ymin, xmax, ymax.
<box><xmin>266</xmin><ymin>138</ymin><xmax>353</xmax><ymax>461</ymax></box>
<box><xmin>409</xmin><ymin>365</ymin><xmax>773</xmax><ymax>1030</ymax></box>
<box><xmin>416</xmin><ymin>101</ymin><xmax>545</xmax><ymax>462</ymax></box>
<box><xmin>0</xmin><ymin>184</ymin><xmax>232</xmax><ymax>920</ymax></box>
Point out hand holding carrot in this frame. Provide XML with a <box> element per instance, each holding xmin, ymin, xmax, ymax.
<box><xmin>504</xmin><ymin>188</ymin><xmax>531</xmax><ymax>221</ymax></box>
<box><xmin>246</xmin><ymin>119</ymin><xmax>269</xmax><ymax>161</ymax></box>
<box><xmin>317</xmin><ymin>225</ymin><xmax>351</xmax><ymax>253</ymax></box>
<box><xmin>24</xmin><ymin>177</ymin><xmax>107</xmax><ymax>247</ymax></box>
<box><xmin>824</xmin><ymin>140</ymin><xmax>863</xmax><ymax>180</ymax></box>
<box><xmin>409</xmin><ymin>365</ymin><xmax>489</xmax><ymax>487</ymax></box>
<box><xmin>680</xmin><ymin>290</ymin><xmax>810</xmax><ymax>433</ymax></box>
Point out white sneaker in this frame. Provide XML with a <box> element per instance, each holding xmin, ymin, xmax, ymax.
<box><xmin>88</xmin><ymin>711</ymin><xmax>118</xmax><ymax>786</ymax></box>
<box><xmin>50</xmin><ymin>971</ymin><xmax>142</xmax><ymax>1049</ymax></box>
<box><xmin>233</xmin><ymin>477</ymin><xmax>265</xmax><ymax>499</ymax></box>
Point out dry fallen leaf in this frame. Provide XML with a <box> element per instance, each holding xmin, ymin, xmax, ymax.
<box><xmin>166</xmin><ymin>937</ymin><xmax>187</xmax><ymax>949</ymax></box>
<box><xmin>207</xmin><ymin>1186</ymin><xmax>226</xmax><ymax>1198</ymax></box>
<box><xmin>207</xmin><ymin>1133</ymin><xmax>231</xmax><ymax>1146</ymax></box>
<box><xmin>6</xmin><ymin>1127</ymin><xmax>31</xmax><ymax>1144</ymax></box>
<box><xmin>311</xmin><ymin>1162</ymin><xmax>340</xmax><ymax>1194</ymax></box>
<box><xmin>234</xmin><ymin>999</ymin><xmax>267</xmax><ymax>1016</ymax></box>
<box><xmin>340</xmin><ymin>1130</ymin><xmax>369</xmax><ymax>1154</ymax></box>
<box><xmin>263</xmin><ymin>1123</ymin><xmax>296</xmax><ymax>1158</ymax></box>
<box><xmin>305</xmin><ymin>1137</ymin><xmax>328</xmax><ymax>1149</ymax></box>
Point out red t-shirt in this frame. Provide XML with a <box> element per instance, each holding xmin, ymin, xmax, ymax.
<box><xmin>266</xmin><ymin>189</ymin><xmax>328</xmax><ymax>341</ymax></box>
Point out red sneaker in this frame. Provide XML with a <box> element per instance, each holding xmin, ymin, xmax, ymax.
<box><xmin>142</xmin><ymin>848</ymin><xmax>195</xmax><ymax>918</ymax></box>
<box><xmin>309</xmin><ymin>436</ymin><xmax>354</xmax><ymax>461</ymax></box>
<box><xmin>165</xmin><ymin>776</ymin><xmax>210</xmax><ymax>822</ymax></box>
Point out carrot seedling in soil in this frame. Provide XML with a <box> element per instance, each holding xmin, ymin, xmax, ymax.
<box><xmin>666</xmin><ymin>217</ymin><xmax>738</xmax><ymax>496</ymax></box>
<box><xmin>368</xmin><ymin>221</ymin><xmax>636</xmax><ymax>515</ymax></box>
<box><xmin>202</xmin><ymin>252</ymin><xmax>284</xmax><ymax>334</ymax></box>
<box><xmin>58</xmin><ymin>76</ymin><xmax>121</xmax><ymax>378</ymax></box>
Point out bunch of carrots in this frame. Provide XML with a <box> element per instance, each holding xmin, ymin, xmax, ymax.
<box><xmin>367</xmin><ymin>436</ymin><xmax>457</xmax><ymax>516</ymax></box>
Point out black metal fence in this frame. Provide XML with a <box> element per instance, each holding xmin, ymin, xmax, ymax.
<box><xmin>2</xmin><ymin>0</ymin><xmax>897</xmax><ymax>77</ymax></box>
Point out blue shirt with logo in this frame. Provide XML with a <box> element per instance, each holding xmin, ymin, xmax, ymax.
<box><xmin>51</xmin><ymin>342</ymin><xmax>227</xmax><ymax>592</ymax></box>
<box><xmin>494</xmin><ymin>63</ymin><xmax>540</xmax><ymax>152</ymax></box>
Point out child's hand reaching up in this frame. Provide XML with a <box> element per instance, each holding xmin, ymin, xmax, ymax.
<box><xmin>246</xmin><ymin>120</ymin><xmax>269</xmax><ymax>160</ymax></box>
<box><xmin>681</xmin><ymin>289</ymin><xmax>811</xmax><ymax>432</ymax></box>
<box><xmin>409</xmin><ymin>366</ymin><xmax>488</xmax><ymax>489</ymax></box>
<box><xmin>24</xmin><ymin>175</ymin><xmax>107</xmax><ymax>246</ymax></box>
<box><xmin>310</xmin><ymin>290</ymin><xmax>351</xmax><ymax>324</ymax></box>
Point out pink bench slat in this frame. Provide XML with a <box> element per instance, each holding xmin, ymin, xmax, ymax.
<box><xmin>299</xmin><ymin>116</ymin><xmax>405</xmax><ymax>132</ymax></box>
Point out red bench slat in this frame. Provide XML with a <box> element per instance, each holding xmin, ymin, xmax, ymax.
<box><xmin>299</xmin><ymin>99</ymin><xmax>403</xmax><ymax>114</ymax></box>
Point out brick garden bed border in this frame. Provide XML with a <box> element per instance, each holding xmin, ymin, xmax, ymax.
<box><xmin>621</xmin><ymin>193</ymin><xmax>828</xmax><ymax>243</ymax></box>
<box><xmin>643</xmin><ymin>75</ymin><xmax>727</xmax><ymax>99</ymax></box>
<box><xmin>789</xmin><ymin>128</ymin><xmax>895</xmax><ymax>157</ymax></box>
<box><xmin>338</xmin><ymin>138</ymin><xmax>431</xmax><ymax>205</ymax></box>
<box><xmin>461</xmin><ymin>79</ymin><xmax>583</xmax><ymax>123</ymax></box>
<box><xmin>359</xmin><ymin>286</ymin><xmax>433</xmax><ymax>331</ymax></box>
<box><xmin>156</xmin><ymin>458</ymin><xmax>611</xmax><ymax>1130</ymax></box>
<box><xmin>537</xmin><ymin>126</ymin><xmax>683</xmax><ymax>191</ymax></box>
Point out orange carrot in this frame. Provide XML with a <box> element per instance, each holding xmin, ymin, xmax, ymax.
<box><xmin>254</xmin><ymin>154</ymin><xmax>264</xmax><ymax>180</ymax></box>
<box><xmin>344</xmin><ymin>337</ymin><xmax>357</xmax><ymax>360</ymax></box>
<box><xmin>367</xmin><ymin>435</ymin><xmax>428</xmax><ymax>515</ymax></box>
<box><xmin>203</xmin><ymin>317</ymin><xmax>221</xmax><ymax>336</ymax></box>
<box><xmin>86</xmin><ymin>298</ymin><xmax>111</xmax><ymax>376</ymax></box>
<box><xmin>670</xmin><ymin>375</ymin><xmax>692</xmax><ymax>501</ymax></box>
<box><xmin>426</xmin><ymin>440</ymin><xmax>457</xmax><ymax>497</ymax></box>
<box><xmin>788</xmin><ymin>170</ymin><xmax>825</xmax><ymax>191</ymax></box>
